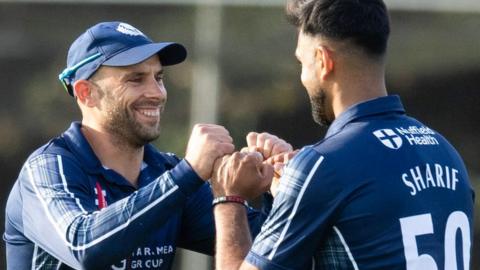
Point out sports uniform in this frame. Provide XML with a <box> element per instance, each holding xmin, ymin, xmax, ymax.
<box><xmin>4</xmin><ymin>122</ymin><xmax>268</xmax><ymax>269</ymax></box>
<box><xmin>245</xmin><ymin>95</ymin><xmax>474</xmax><ymax>269</ymax></box>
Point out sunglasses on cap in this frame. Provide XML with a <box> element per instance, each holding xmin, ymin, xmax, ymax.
<box><xmin>58</xmin><ymin>52</ymin><xmax>102</xmax><ymax>96</ymax></box>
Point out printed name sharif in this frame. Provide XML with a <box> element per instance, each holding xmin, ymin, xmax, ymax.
<box><xmin>402</xmin><ymin>163</ymin><xmax>460</xmax><ymax>196</ymax></box>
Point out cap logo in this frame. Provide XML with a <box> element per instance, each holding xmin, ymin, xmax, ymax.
<box><xmin>116</xmin><ymin>23</ymin><xmax>145</xmax><ymax>37</ymax></box>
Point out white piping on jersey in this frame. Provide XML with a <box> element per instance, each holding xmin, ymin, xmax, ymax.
<box><xmin>57</xmin><ymin>155</ymin><xmax>87</xmax><ymax>214</ymax></box>
<box><xmin>333</xmin><ymin>226</ymin><xmax>359</xmax><ymax>270</ymax></box>
<box><xmin>27</xmin><ymin>160</ymin><xmax>179</xmax><ymax>251</ymax></box>
<box><xmin>259</xmin><ymin>217</ymin><xmax>288</xmax><ymax>242</ymax></box>
<box><xmin>31</xmin><ymin>243</ymin><xmax>62</xmax><ymax>270</ymax></box>
<box><xmin>268</xmin><ymin>156</ymin><xmax>325</xmax><ymax>260</ymax></box>
<box><xmin>27</xmin><ymin>164</ymin><xmax>70</xmax><ymax>248</ymax></box>
<box><xmin>72</xmin><ymin>185</ymin><xmax>178</xmax><ymax>250</ymax></box>
<box><xmin>31</xmin><ymin>244</ymin><xmax>38</xmax><ymax>270</ymax></box>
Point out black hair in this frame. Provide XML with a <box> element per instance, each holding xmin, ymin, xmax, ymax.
<box><xmin>286</xmin><ymin>0</ymin><xmax>390</xmax><ymax>58</ymax></box>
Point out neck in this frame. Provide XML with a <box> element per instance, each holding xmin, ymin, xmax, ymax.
<box><xmin>330</xmin><ymin>66</ymin><xmax>387</xmax><ymax>118</ymax></box>
<box><xmin>81</xmin><ymin>122</ymin><xmax>144</xmax><ymax>187</ymax></box>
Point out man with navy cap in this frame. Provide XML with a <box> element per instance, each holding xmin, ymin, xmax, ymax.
<box><xmin>3</xmin><ymin>21</ymin><xmax>292</xmax><ymax>269</ymax></box>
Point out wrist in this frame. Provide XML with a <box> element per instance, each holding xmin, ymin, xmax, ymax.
<box><xmin>183</xmin><ymin>158</ymin><xmax>208</xmax><ymax>181</ymax></box>
<box><xmin>169</xmin><ymin>159</ymin><xmax>205</xmax><ymax>196</ymax></box>
<box><xmin>212</xmin><ymin>195</ymin><xmax>249</xmax><ymax>208</ymax></box>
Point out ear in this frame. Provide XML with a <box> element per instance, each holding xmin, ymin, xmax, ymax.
<box><xmin>73</xmin><ymin>80</ymin><xmax>98</xmax><ymax>107</ymax></box>
<box><xmin>314</xmin><ymin>45</ymin><xmax>334</xmax><ymax>80</ymax></box>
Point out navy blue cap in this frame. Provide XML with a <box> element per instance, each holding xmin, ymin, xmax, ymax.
<box><xmin>59</xmin><ymin>21</ymin><xmax>187</xmax><ymax>96</ymax></box>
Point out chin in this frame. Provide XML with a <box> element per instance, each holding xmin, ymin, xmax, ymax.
<box><xmin>138</xmin><ymin>126</ymin><xmax>161</xmax><ymax>142</ymax></box>
<box><xmin>312</xmin><ymin>112</ymin><xmax>333</xmax><ymax>127</ymax></box>
<box><xmin>125</xmin><ymin>120</ymin><xmax>161</xmax><ymax>147</ymax></box>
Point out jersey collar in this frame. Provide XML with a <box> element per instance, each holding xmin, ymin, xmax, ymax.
<box><xmin>62</xmin><ymin>122</ymin><xmax>103</xmax><ymax>173</ymax></box>
<box><xmin>325</xmin><ymin>95</ymin><xmax>406</xmax><ymax>138</ymax></box>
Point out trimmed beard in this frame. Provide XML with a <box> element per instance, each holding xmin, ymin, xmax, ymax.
<box><xmin>102</xmin><ymin>89</ymin><xmax>162</xmax><ymax>148</ymax></box>
<box><xmin>309</xmin><ymin>89</ymin><xmax>333</xmax><ymax>127</ymax></box>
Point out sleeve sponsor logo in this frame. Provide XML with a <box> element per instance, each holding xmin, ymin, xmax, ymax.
<box><xmin>110</xmin><ymin>245</ymin><xmax>174</xmax><ymax>269</ymax></box>
<box><xmin>112</xmin><ymin>259</ymin><xmax>164</xmax><ymax>270</ymax></box>
<box><xmin>373</xmin><ymin>126</ymin><xmax>439</xmax><ymax>149</ymax></box>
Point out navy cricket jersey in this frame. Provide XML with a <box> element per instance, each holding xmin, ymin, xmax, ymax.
<box><xmin>246</xmin><ymin>95</ymin><xmax>475</xmax><ymax>270</ymax></box>
<box><xmin>4</xmin><ymin>122</ymin><xmax>267</xmax><ymax>269</ymax></box>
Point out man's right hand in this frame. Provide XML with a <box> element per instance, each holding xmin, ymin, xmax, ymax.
<box><xmin>211</xmin><ymin>152</ymin><xmax>273</xmax><ymax>199</ymax></box>
<box><xmin>185</xmin><ymin>124</ymin><xmax>235</xmax><ymax>181</ymax></box>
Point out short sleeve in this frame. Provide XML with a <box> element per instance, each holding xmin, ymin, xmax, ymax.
<box><xmin>245</xmin><ymin>147</ymin><xmax>344</xmax><ymax>270</ymax></box>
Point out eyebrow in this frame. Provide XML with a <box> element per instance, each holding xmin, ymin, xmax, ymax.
<box><xmin>121</xmin><ymin>69</ymin><xmax>164</xmax><ymax>80</ymax></box>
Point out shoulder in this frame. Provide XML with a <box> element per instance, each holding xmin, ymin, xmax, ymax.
<box><xmin>25</xmin><ymin>135</ymin><xmax>77</xmax><ymax>166</ymax></box>
<box><xmin>286</xmin><ymin>146</ymin><xmax>326</xmax><ymax>178</ymax></box>
<box><xmin>280</xmin><ymin>146</ymin><xmax>328</xmax><ymax>196</ymax></box>
<box><xmin>19</xmin><ymin>136</ymin><xmax>87</xmax><ymax>186</ymax></box>
<box><xmin>144</xmin><ymin>144</ymin><xmax>181</xmax><ymax>169</ymax></box>
<box><xmin>309</xmin><ymin>121</ymin><xmax>372</xmax><ymax>164</ymax></box>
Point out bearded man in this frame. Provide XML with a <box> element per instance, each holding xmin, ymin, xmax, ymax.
<box><xmin>3</xmin><ymin>21</ymin><xmax>292</xmax><ymax>270</ymax></box>
<box><xmin>209</xmin><ymin>1</ymin><xmax>475</xmax><ymax>269</ymax></box>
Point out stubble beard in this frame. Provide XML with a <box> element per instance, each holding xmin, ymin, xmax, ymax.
<box><xmin>309</xmin><ymin>88</ymin><xmax>333</xmax><ymax>127</ymax></box>
<box><xmin>103</xmin><ymin>92</ymin><xmax>162</xmax><ymax>149</ymax></box>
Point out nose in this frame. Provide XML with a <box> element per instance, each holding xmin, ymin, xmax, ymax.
<box><xmin>145</xmin><ymin>77</ymin><xmax>167</xmax><ymax>100</ymax></box>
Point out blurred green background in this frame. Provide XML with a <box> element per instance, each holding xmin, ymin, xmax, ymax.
<box><xmin>0</xmin><ymin>2</ymin><xmax>478</xmax><ymax>269</ymax></box>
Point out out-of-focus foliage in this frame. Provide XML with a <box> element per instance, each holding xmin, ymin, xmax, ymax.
<box><xmin>0</xmin><ymin>3</ymin><xmax>478</xmax><ymax>268</ymax></box>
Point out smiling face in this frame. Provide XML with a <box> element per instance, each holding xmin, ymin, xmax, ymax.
<box><xmin>89</xmin><ymin>55</ymin><xmax>167</xmax><ymax>147</ymax></box>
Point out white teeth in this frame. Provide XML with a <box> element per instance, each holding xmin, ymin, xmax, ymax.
<box><xmin>138</xmin><ymin>109</ymin><xmax>160</xmax><ymax>117</ymax></box>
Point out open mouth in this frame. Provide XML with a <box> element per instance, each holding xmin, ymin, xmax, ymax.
<box><xmin>132</xmin><ymin>100</ymin><xmax>165</xmax><ymax>123</ymax></box>
<box><xmin>136</xmin><ymin>108</ymin><xmax>160</xmax><ymax>118</ymax></box>
<box><xmin>134</xmin><ymin>107</ymin><xmax>161</xmax><ymax>125</ymax></box>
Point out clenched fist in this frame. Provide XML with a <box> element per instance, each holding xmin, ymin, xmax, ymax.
<box><xmin>242</xmin><ymin>132</ymin><xmax>298</xmax><ymax>196</ymax></box>
<box><xmin>211</xmin><ymin>152</ymin><xmax>274</xmax><ymax>199</ymax></box>
<box><xmin>185</xmin><ymin>124</ymin><xmax>235</xmax><ymax>180</ymax></box>
<box><xmin>246</xmin><ymin>132</ymin><xmax>292</xmax><ymax>159</ymax></box>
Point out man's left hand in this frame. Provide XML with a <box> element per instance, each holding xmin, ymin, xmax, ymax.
<box><xmin>245</xmin><ymin>132</ymin><xmax>292</xmax><ymax>160</ymax></box>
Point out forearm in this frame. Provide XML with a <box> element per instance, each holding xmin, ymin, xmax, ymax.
<box><xmin>21</xmin><ymin>158</ymin><xmax>202</xmax><ymax>268</ymax></box>
<box><xmin>214</xmin><ymin>203</ymin><xmax>252</xmax><ymax>270</ymax></box>
<box><xmin>68</xmin><ymin>161</ymin><xmax>203</xmax><ymax>267</ymax></box>
<box><xmin>70</xmin><ymin>176</ymin><xmax>183</xmax><ymax>266</ymax></box>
